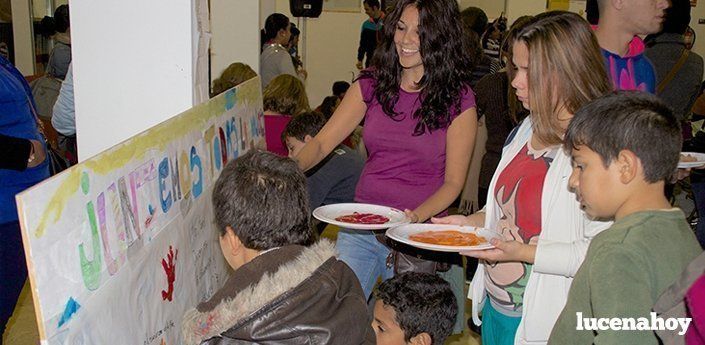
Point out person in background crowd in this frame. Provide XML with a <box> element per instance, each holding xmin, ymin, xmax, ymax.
<box><xmin>294</xmin><ymin>0</ymin><xmax>477</xmax><ymax>335</ymax></box>
<box><xmin>460</xmin><ymin>7</ymin><xmax>500</xmax><ymax>88</ymax></box>
<box><xmin>645</xmin><ymin>0</ymin><xmax>703</xmax><ymax>123</ymax></box>
<box><xmin>288</xmin><ymin>23</ymin><xmax>303</xmax><ymax>71</ymax></box>
<box><xmin>40</xmin><ymin>4</ymin><xmax>71</xmax><ymax>80</ymax></box>
<box><xmin>481</xmin><ymin>15</ymin><xmax>507</xmax><ymax>63</ymax></box>
<box><xmin>263</xmin><ymin>74</ymin><xmax>310</xmax><ymax>157</ymax></box>
<box><xmin>282</xmin><ymin>111</ymin><xmax>364</xmax><ymax>235</ymax></box>
<box><xmin>51</xmin><ymin>63</ymin><xmax>77</xmax><ymax>165</ymax></box>
<box><xmin>0</xmin><ymin>55</ymin><xmax>50</xmax><ymax>345</ymax></box>
<box><xmin>475</xmin><ymin>16</ymin><xmax>533</xmax><ymax>210</ymax></box>
<box><xmin>684</xmin><ymin>26</ymin><xmax>696</xmax><ymax>50</ymax></box>
<box><xmin>211</xmin><ymin>62</ymin><xmax>257</xmax><ymax>97</ymax></box>
<box><xmin>316</xmin><ymin>95</ymin><xmax>341</xmax><ymax>120</ymax></box>
<box><xmin>260</xmin><ymin>13</ymin><xmax>306</xmax><ymax>88</ymax></box>
<box><xmin>356</xmin><ymin>0</ymin><xmax>385</xmax><ymax>70</ymax></box>
<box><xmin>435</xmin><ymin>12</ymin><xmax>612</xmax><ymax>345</ymax></box>
<box><xmin>333</xmin><ymin>80</ymin><xmax>351</xmax><ymax>100</ymax></box>
<box><xmin>594</xmin><ymin>0</ymin><xmax>669</xmax><ymax>92</ymax></box>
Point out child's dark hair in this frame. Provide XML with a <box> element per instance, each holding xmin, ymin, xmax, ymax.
<box><xmin>374</xmin><ymin>272</ymin><xmax>457</xmax><ymax>345</ymax></box>
<box><xmin>212</xmin><ymin>150</ymin><xmax>313</xmax><ymax>250</ymax></box>
<box><xmin>564</xmin><ymin>91</ymin><xmax>682</xmax><ymax>183</ymax></box>
<box><xmin>281</xmin><ymin>111</ymin><xmax>326</xmax><ymax>146</ymax></box>
<box><xmin>40</xmin><ymin>4</ymin><xmax>70</xmax><ymax>37</ymax></box>
<box><xmin>318</xmin><ymin>96</ymin><xmax>340</xmax><ymax>120</ymax></box>
<box><xmin>332</xmin><ymin>81</ymin><xmax>350</xmax><ymax>98</ymax></box>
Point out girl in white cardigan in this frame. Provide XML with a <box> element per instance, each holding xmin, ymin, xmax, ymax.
<box><xmin>434</xmin><ymin>11</ymin><xmax>612</xmax><ymax>345</ymax></box>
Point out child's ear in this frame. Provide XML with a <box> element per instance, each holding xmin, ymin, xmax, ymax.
<box><xmin>304</xmin><ymin>134</ymin><xmax>313</xmax><ymax>143</ymax></box>
<box><xmin>223</xmin><ymin>226</ymin><xmax>244</xmax><ymax>255</ymax></box>
<box><xmin>616</xmin><ymin>149</ymin><xmax>639</xmax><ymax>184</ymax></box>
<box><xmin>409</xmin><ymin>332</ymin><xmax>432</xmax><ymax>345</ymax></box>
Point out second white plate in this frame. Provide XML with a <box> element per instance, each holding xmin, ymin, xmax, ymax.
<box><xmin>312</xmin><ymin>203</ymin><xmax>409</xmax><ymax>230</ymax></box>
<box><xmin>386</xmin><ymin>224</ymin><xmax>502</xmax><ymax>252</ymax></box>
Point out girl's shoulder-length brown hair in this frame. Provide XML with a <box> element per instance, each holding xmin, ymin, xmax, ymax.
<box><xmin>516</xmin><ymin>11</ymin><xmax>612</xmax><ymax>146</ymax></box>
<box><xmin>262</xmin><ymin>74</ymin><xmax>310</xmax><ymax>115</ymax></box>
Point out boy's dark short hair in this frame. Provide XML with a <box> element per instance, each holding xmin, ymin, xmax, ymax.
<box><xmin>332</xmin><ymin>81</ymin><xmax>350</xmax><ymax>98</ymax></box>
<box><xmin>564</xmin><ymin>91</ymin><xmax>682</xmax><ymax>183</ymax></box>
<box><xmin>212</xmin><ymin>150</ymin><xmax>313</xmax><ymax>250</ymax></box>
<box><xmin>364</xmin><ymin>0</ymin><xmax>380</xmax><ymax>9</ymax></box>
<box><xmin>374</xmin><ymin>272</ymin><xmax>457</xmax><ymax>345</ymax></box>
<box><xmin>282</xmin><ymin>111</ymin><xmax>327</xmax><ymax>145</ymax></box>
<box><xmin>318</xmin><ymin>96</ymin><xmax>340</xmax><ymax>120</ymax></box>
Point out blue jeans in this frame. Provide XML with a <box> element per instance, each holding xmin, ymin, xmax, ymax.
<box><xmin>336</xmin><ymin>229</ymin><xmax>394</xmax><ymax>300</ymax></box>
<box><xmin>0</xmin><ymin>221</ymin><xmax>27</xmax><ymax>344</ymax></box>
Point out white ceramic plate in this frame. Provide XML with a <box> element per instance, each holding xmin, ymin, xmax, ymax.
<box><xmin>386</xmin><ymin>224</ymin><xmax>502</xmax><ymax>252</ymax></box>
<box><xmin>678</xmin><ymin>152</ymin><xmax>705</xmax><ymax>168</ymax></box>
<box><xmin>312</xmin><ymin>203</ymin><xmax>409</xmax><ymax>230</ymax></box>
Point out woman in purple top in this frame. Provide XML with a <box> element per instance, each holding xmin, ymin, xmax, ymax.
<box><xmin>294</xmin><ymin>0</ymin><xmax>478</xmax><ymax>300</ymax></box>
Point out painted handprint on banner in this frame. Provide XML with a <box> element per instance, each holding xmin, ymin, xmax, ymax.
<box><xmin>161</xmin><ymin>245</ymin><xmax>178</xmax><ymax>302</ymax></box>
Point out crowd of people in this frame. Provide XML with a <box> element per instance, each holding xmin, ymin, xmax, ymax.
<box><xmin>3</xmin><ymin>0</ymin><xmax>705</xmax><ymax>344</ymax></box>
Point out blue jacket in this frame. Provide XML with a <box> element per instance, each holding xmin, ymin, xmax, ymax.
<box><xmin>0</xmin><ymin>56</ymin><xmax>50</xmax><ymax>224</ymax></box>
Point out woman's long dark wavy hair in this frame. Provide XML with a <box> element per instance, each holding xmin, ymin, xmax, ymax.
<box><xmin>358</xmin><ymin>0</ymin><xmax>473</xmax><ymax>136</ymax></box>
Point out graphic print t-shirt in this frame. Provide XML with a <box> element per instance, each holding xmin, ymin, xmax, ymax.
<box><xmin>485</xmin><ymin>142</ymin><xmax>557</xmax><ymax>316</ymax></box>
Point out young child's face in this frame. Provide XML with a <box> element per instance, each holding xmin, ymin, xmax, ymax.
<box><xmin>568</xmin><ymin>145</ymin><xmax>624</xmax><ymax>219</ymax></box>
<box><xmin>372</xmin><ymin>300</ymin><xmax>409</xmax><ymax>345</ymax></box>
<box><xmin>285</xmin><ymin>136</ymin><xmax>307</xmax><ymax>158</ymax></box>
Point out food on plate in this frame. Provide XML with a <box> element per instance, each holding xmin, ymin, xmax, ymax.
<box><xmin>335</xmin><ymin>212</ymin><xmax>390</xmax><ymax>224</ymax></box>
<box><xmin>409</xmin><ymin>230</ymin><xmax>487</xmax><ymax>246</ymax></box>
<box><xmin>680</xmin><ymin>154</ymin><xmax>698</xmax><ymax>163</ymax></box>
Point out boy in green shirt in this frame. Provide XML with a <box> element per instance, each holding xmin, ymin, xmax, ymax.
<box><xmin>548</xmin><ymin>91</ymin><xmax>702</xmax><ymax>344</ymax></box>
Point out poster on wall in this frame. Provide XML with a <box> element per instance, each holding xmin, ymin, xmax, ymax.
<box><xmin>15</xmin><ymin>77</ymin><xmax>264</xmax><ymax>345</ymax></box>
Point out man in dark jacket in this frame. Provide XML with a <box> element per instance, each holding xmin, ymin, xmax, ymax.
<box><xmin>182</xmin><ymin>150</ymin><xmax>374</xmax><ymax>345</ymax></box>
<box><xmin>356</xmin><ymin>0</ymin><xmax>384</xmax><ymax>70</ymax></box>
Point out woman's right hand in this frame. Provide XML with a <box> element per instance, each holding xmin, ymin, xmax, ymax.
<box><xmin>431</xmin><ymin>212</ymin><xmax>485</xmax><ymax>228</ymax></box>
<box><xmin>27</xmin><ymin>139</ymin><xmax>46</xmax><ymax>168</ymax></box>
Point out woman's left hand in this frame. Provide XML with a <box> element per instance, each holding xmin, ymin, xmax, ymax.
<box><xmin>460</xmin><ymin>238</ymin><xmax>536</xmax><ymax>263</ymax></box>
<box><xmin>404</xmin><ymin>209</ymin><xmax>420</xmax><ymax>223</ymax></box>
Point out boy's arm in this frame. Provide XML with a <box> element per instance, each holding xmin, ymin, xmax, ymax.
<box><xmin>590</xmin><ymin>245</ymin><xmax>660</xmax><ymax>345</ymax></box>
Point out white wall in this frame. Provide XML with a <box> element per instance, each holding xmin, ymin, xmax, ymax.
<box><xmin>505</xmin><ymin>0</ymin><xmax>546</xmax><ymax>23</ymax></box>
<box><xmin>72</xmin><ymin>0</ymin><xmax>197</xmax><ymax>161</ymax></box>
<box><xmin>210</xmin><ymin>0</ymin><xmax>260</xmax><ymax>84</ymax></box>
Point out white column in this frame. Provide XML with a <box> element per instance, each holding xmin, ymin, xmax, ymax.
<box><xmin>71</xmin><ymin>0</ymin><xmax>199</xmax><ymax>161</ymax></box>
<box><xmin>11</xmin><ymin>0</ymin><xmax>35</xmax><ymax>75</ymax></box>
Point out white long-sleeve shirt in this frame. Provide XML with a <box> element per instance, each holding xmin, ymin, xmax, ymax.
<box><xmin>51</xmin><ymin>63</ymin><xmax>75</xmax><ymax>136</ymax></box>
